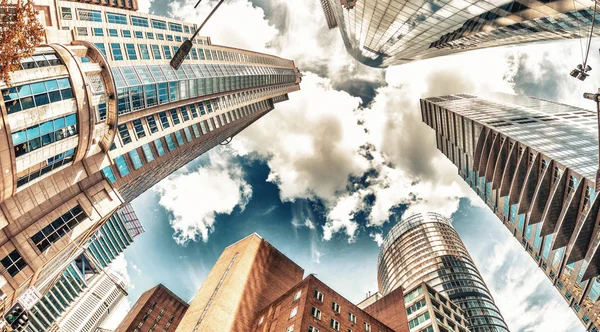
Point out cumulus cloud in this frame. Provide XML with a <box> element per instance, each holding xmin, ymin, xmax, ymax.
<box><xmin>154</xmin><ymin>150</ymin><xmax>252</xmax><ymax>245</ymax></box>
<box><xmin>369</xmin><ymin>233</ymin><xmax>384</xmax><ymax>247</ymax></box>
<box><xmin>137</xmin><ymin>0</ymin><xmax>151</xmax><ymax>13</ymax></box>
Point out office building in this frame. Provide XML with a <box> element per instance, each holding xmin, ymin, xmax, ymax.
<box><xmin>26</xmin><ymin>205</ymin><xmax>143</xmax><ymax>331</ymax></box>
<box><xmin>378</xmin><ymin>212</ymin><xmax>508</xmax><ymax>331</ymax></box>
<box><xmin>114</xmin><ymin>283</ymin><xmax>188</xmax><ymax>332</ymax></box>
<box><xmin>0</xmin><ymin>0</ymin><xmax>300</xmax><ymax>321</ymax></box>
<box><xmin>176</xmin><ymin>233</ymin><xmax>410</xmax><ymax>332</ymax></box>
<box><xmin>421</xmin><ymin>92</ymin><xmax>600</xmax><ymax>331</ymax></box>
<box><xmin>319</xmin><ymin>0</ymin><xmax>600</xmax><ymax>67</ymax></box>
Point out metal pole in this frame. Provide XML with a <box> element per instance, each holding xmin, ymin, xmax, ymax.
<box><xmin>190</xmin><ymin>0</ymin><xmax>226</xmax><ymax>42</ymax></box>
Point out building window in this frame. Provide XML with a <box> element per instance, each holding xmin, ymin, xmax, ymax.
<box><xmin>115</xmin><ymin>155</ymin><xmax>130</xmax><ymax>177</ymax></box>
<box><xmin>122</xmin><ymin>30</ymin><xmax>132</xmax><ymax>38</ymax></box>
<box><xmin>174</xmin><ymin>131</ymin><xmax>184</xmax><ymax>146</ymax></box>
<box><xmin>348</xmin><ymin>312</ymin><xmax>356</xmax><ymax>324</ymax></box>
<box><xmin>102</xmin><ymin>166</ymin><xmax>116</xmax><ymax>183</ymax></box>
<box><xmin>0</xmin><ymin>250</ymin><xmax>28</xmax><ymax>277</ymax></box>
<box><xmin>139</xmin><ymin>44</ymin><xmax>151</xmax><ymax>60</ymax></box>
<box><xmin>151</xmin><ymin>19</ymin><xmax>167</xmax><ymax>30</ymax></box>
<box><xmin>110</xmin><ymin>43</ymin><xmax>123</xmax><ymax>61</ymax></box>
<box><xmin>159</xmin><ymin>112</ymin><xmax>170</xmax><ymax>129</ymax></box>
<box><xmin>118</xmin><ymin>124</ymin><xmax>132</xmax><ymax>144</ymax></box>
<box><xmin>310</xmin><ymin>307</ymin><xmax>321</xmax><ymax>320</ymax></box>
<box><xmin>147</xmin><ymin>32</ymin><xmax>154</xmax><ymax>39</ymax></box>
<box><xmin>132</xmin><ymin>119</ymin><xmax>146</xmax><ymax>139</ymax></box>
<box><xmin>108</xmin><ymin>29</ymin><xmax>118</xmax><ymax>37</ymax></box>
<box><xmin>30</xmin><ymin>204</ymin><xmax>87</xmax><ymax>252</ymax></box>
<box><xmin>125</xmin><ymin>44</ymin><xmax>137</xmax><ymax>60</ymax></box>
<box><xmin>16</xmin><ymin>148</ymin><xmax>76</xmax><ymax>187</ymax></box>
<box><xmin>157</xmin><ymin>33</ymin><xmax>164</xmax><ymax>40</ymax></box>
<box><xmin>135</xmin><ymin>31</ymin><xmax>143</xmax><ymax>38</ymax></box>
<box><xmin>95</xmin><ymin>43</ymin><xmax>107</xmax><ymax>56</ymax></box>
<box><xmin>167</xmin><ymin>34</ymin><xmax>173</xmax><ymax>41</ymax></box>
<box><xmin>77</xmin><ymin>9</ymin><xmax>102</xmax><ymax>22</ymax></box>
<box><xmin>154</xmin><ymin>139</ymin><xmax>166</xmax><ymax>156</ymax></box>
<box><xmin>151</xmin><ymin>45</ymin><xmax>162</xmax><ymax>60</ymax></box>
<box><xmin>169</xmin><ymin>22</ymin><xmax>183</xmax><ymax>32</ymax></box>
<box><xmin>107</xmin><ymin>12</ymin><xmax>127</xmax><ymax>24</ymax></box>
<box><xmin>165</xmin><ymin>134</ymin><xmax>176</xmax><ymax>151</ymax></box>
<box><xmin>183</xmin><ymin>127</ymin><xmax>192</xmax><ymax>142</ymax></box>
<box><xmin>163</xmin><ymin>45</ymin><xmax>172</xmax><ymax>59</ymax></box>
<box><xmin>332</xmin><ymin>301</ymin><xmax>340</xmax><ymax>313</ymax></box>
<box><xmin>169</xmin><ymin>109</ymin><xmax>181</xmax><ymax>125</ymax></box>
<box><xmin>289</xmin><ymin>306</ymin><xmax>298</xmax><ymax>319</ymax></box>
<box><xmin>92</xmin><ymin>27</ymin><xmax>104</xmax><ymax>36</ymax></box>
<box><xmin>407</xmin><ymin>312</ymin><xmax>430</xmax><ymax>330</ymax></box>
<box><xmin>314</xmin><ymin>289</ymin><xmax>324</xmax><ymax>302</ymax></box>
<box><xmin>146</xmin><ymin>115</ymin><xmax>159</xmax><ymax>133</ymax></box>
<box><xmin>293</xmin><ymin>290</ymin><xmax>302</xmax><ymax>301</ymax></box>
<box><xmin>11</xmin><ymin>114</ymin><xmax>77</xmax><ymax>158</ymax></box>
<box><xmin>363</xmin><ymin>322</ymin><xmax>371</xmax><ymax>332</ymax></box>
<box><xmin>129</xmin><ymin>149</ymin><xmax>143</xmax><ymax>169</ymax></box>
<box><xmin>131</xmin><ymin>15</ymin><xmax>149</xmax><ymax>27</ymax></box>
<box><xmin>330</xmin><ymin>319</ymin><xmax>340</xmax><ymax>331</ymax></box>
<box><xmin>308</xmin><ymin>326</ymin><xmax>319</xmax><ymax>332</ymax></box>
<box><xmin>141</xmin><ymin>144</ymin><xmax>154</xmax><ymax>163</ymax></box>
<box><xmin>2</xmin><ymin>78</ymin><xmax>74</xmax><ymax>114</ymax></box>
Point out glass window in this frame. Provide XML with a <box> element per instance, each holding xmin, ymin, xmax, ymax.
<box><xmin>169</xmin><ymin>109</ymin><xmax>180</xmax><ymax>125</ymax></box>
<box><xmin>110</xmin><ymin>43</ymin><xmax>123</xmax><ymax>61</ymax></box>
<box><xmin>102</xmin><ymin>166</ymin><xmax>116</xmax><ymax>183</ymax></box>
<box><xmin>146</xmin><ymin>115</ymin><xmax>159</xmax><ymax>133</ymax></box>
<box><xmin>129</xmin><ymin>149</ymin><xmax>143</xmax><ymax>169</ymax></box>
<box><xmin>95</xmin><ymin>43</ymin><xmax>107</xmax><ymax>56</ymax></box>
<box><xmin>181</xmin><ymin>108</ymin><xmax>190</xmax><ymax>121</ymax></box>
<box><xmin>115</xmin><ymin>155</ymin><xmax>130</xmax><ymax>176</ymax></box>
<box><xmin>169</xmin><ymin>22</ymin><xmax>183</xmax><ymax>32</ymax></box>
<box><xmin>132</xmin><ymin>119</ymin><xmax>146</xmax><ymax>139</ymax></box>
<box><xmin>0</xmin><ymin>250</ymin><xmax>27</xmax><ymax>277</ymax></box>
<box><xmin>151</xmin><ymin>45</ymin><xmax>162</xmax><ymax>60</ymax></box>
<box><xmin>175</xmin><ymin>36</ymin><xmax>182</xmax><ymax>42</ymax></box>
<box><xmin>122</xmin><ymin>29</ymin><xmax>131</xmax><ymax>38</ymax></box>
<box><xmin>146</xmin><ymin>32</ymin><xmax>154</xmax><ymax>39</ymax></box>
<box><xmin>154</xmin><ymin>139</ymin><xmax>166</xmax><ymax>156</ymax></box>
<box><xmin>183</xmin><ymin>127</ymin><xmax>192</xmax><ymax>142</ymax></box>
<box><xmin>30</xmin><ymin>205</ymin><xmax>87</xmax><ymax>252</ymax></box>
<box><xmin>159</xmin><ymin>111</ymin><xmax>170</xmax><ymax>129</ymax></box>
<box><xmin>167</xmin><ymin>35</ymin><xmax>173</xmax><ymax>41</ymax></box>
<box><xmin>117</xmin><ymin>124</ymin><xmax>132</xmax><ymax>144</ymax></box>
<box><xmin>163</xmin><ymin>46</ymin><xmax>172</xmax><ymax>59</ymax></box>
<box><xmin>192</xmin><ymin>124</ymin><xmax>200</xmax><ymax>137</ymax></box>
<box><xmin>165</xmin><ymin>134</ymin><xmax>176</xmax><ymax>151</ymax></box>
<box><xmin>151</xmin><ymin>19</ymin><xmax>167</xmax><ymax>30</ymax></box>
<box><xmin>131</xmin><ymin>16</ymin><xmax>149</xmax><ymax>27</ymax></box>
<box><xmin>191</xmin><ymin>48</ymin><xmax>198</xmax><ymax>60</ymax></box>
<box><xmin>142</xmin><ymin>144</ymin><xmax>154</xmax><ymax>162</ymax></box>
<box><xmin>134</xmin><ymin>31</ymin><xmax>143</xmax><ymax>38</ymax></box>
<box><xmin>11</xmin><ymin>113</ymin><xmax>77</xmax><ymax>157</ymax></box>
<box><xmin>107</xmin><ymin>12</ymin><xmax>127</xmax><ymax>25</ymax></box>
<box><xmin>77</xmin><ymin>9</ymin><xmax>102</xmax><ymax>22</ymax></box>
<box><xmin>139</xmin><ymin>44</ymin><xmax>150</xmax><ymax>60</ymax></box>
<box><xmin>92</xmin><ymin>27</ymin><xmax>104</xmax><ymax>36</ymax></box>
<box><xmin>108</xmin><ymin>29</ymin><xmax>118</xmax><ymax>37</ymax></box>
<box><xmin>125</xmin><ymin>44</ymin><xmax>137</xmax><ymax>60</ymax></box>
<box><xmin>157</xmin><ymin>33</ymin><xmax>164</xmax><ymax>40</ymax></box>
<box><xmin>174</xmin><ymin>131</ymin><xmax>184</xmax><ymax>146</ymax></box>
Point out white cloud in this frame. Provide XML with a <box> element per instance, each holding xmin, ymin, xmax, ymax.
<box><xmin>136</xmin><ymin>0</ymin><xmax>151</xmax><ymax>13</ymax></box>
<box><xmin>369</xmin><ymin>233</ymin><xmax>384</xmax><ymax>247</ymax></box>
<box><xmin>131</xmin><ymin>263</ymin><xmax>142</xmax><ymax>275</ymax></box>
<box><xmin>154</xmin><ymin>150</ymin><xmax>252</xmax><ymax>245</ymax></box>
<box><xmin>311</xmin><ymin>244</ymin><xmax>323</xmax><ymax>264</ymax></box>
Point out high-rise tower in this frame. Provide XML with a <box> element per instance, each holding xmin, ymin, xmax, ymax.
<box><xmin>378</xmin><ymin>212</ymin><xmax>508</xmax><ymax>331</ymax></box>
<box><xmin>320</xmin><ymin>0</ymin><xmax>600</xmax><ymax>67</ymax></box>
<box><xmin>420</xmin><ymin>93</ymin><xmax>600</xmax><ymax>331</ymax></box>
<box><xmin>0</xmin><ymin>0</ymin><xmax>300</xmax><ymax>323</ymax></box>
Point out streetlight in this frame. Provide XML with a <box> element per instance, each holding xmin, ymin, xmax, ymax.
<box><xmin>571</xmin><ymin>64</ymin><xmax>592</xmax><ymax>81</ymax></box>
<box><xmin>583</xmin><ymin>90</ymin><xmax>600</xmax><ymax>192</ymax></box>
<box><xmin>170</xmin><ymin>0</ymin><xmax>226</xmax><ymax>70</ymax></box>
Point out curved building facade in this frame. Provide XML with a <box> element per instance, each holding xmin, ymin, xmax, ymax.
<box><xmin>378</xmin><ymin>212</ymin><xmax>508</xmax><ymax>332</ymax></box>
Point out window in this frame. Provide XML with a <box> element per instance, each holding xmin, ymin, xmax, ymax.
<box><xmin>102</xmin><ymin>166</ymin><xmax>116</xmax><ymax>183</ymax></box>
<box><xmin>147</xmin><ymin>32</ymin><xmax>154</xmax><ymax>39</ymax></box>
<box><xmin>294</xmin><ymin>290</ymin><xmax>302</xmax><ymax>301</ymax></box>
<box><xmin>129</xmin><ymin>149</ymin><xmax>143</xmax><ymax>169</ymax></box>
<box><xmin>289</xmin><ymin>306</ymin><xmax>298</xmax><ymax>319</ymax></box>
<box><xmin>16</xmin><ymin>148</ymin><xmax>76</xmax><ymax>187</ymax></box>
<box><xmin>308</xmin><ymin>326</ymin><xmax>319</xmax><ymax>332</ymax></box>
<box><xmin>92</xmin><ymin>27</ymin><xmax>104</xmax><ymax>36</ymax></box>
<box><xmin>314</xmin><ymin>289</ymin><xmax>324</xmax><ymax>302</ymax></box>
<box><xmin>408</xmin><ymin>312</ymin><xmax>430</xmax><ymax>329</ymax></box>
<box><xmin>181</xmin><ymin>108</ymin><xmax>190</xmax><ymax>121</ymax></box>
<box><xmin>332</xmin><ymin>302</ymin><xmax>340</xmax><ymax>313</ymax></box>
<box><xmin>163</xmin><ymin>45</ymin><xmax>172</xmax><ymax>59</ymax></box>
<box><xmin>363</xmin><ymin>322</ymin><xmax>371</xmax><ymax>332</ymax></box>
<box><xmin>175</xmin><ymin>36</ymin><xmax>182</xmax><ymax>42</ymax></box>
<box><xmin>151</xmin><ymin>19</ymin><xmax>167</xmax><ymax>30</ymax></box>
<box><xmin>108</xmin><ymin>28</ymin><xmax>118</xmax><ymax>37</ymax></box>
<box><xmin>165</xmin><ymin>134</ymin><xmax>176</xmax><ymax>151</ymax></box>
<box><xmin>310</xmin><ymin>307</ymin><xmax>321</xmax><ymax>320</ymax></box>
<box><xmin>190</xmin><ymin>105</ymin><xmax>199</xmax><ymax>118</ymax></box>
<box><xmin>118</xmin><ymin>124</ymin><xmax>132</xmax><ymax>144</ymax></box>
<box><xmin>146</xmin><ymin>115</ymin><xmax>159</xmax><ymax>133</ymax></box>
<box><xmin>169</xmin><ymin>109</ymin><xmax>180</xmax><ymax>125</ymax></box>
<box><xmin>2</xmin><ymin>78</ymin><xmax>74</xmax><ymax>114</ymax></box>
<box><xmin>183</xmin><ymin>127</ymin><xmax>192</xmax><ymax>142</ymax></box>
<box><xmin>191</xmin><ymin>48</ymin><xmax>198</xmax><ymax>60</ymax></box>
<box><xmin>158</xmin><ymin>112</ymin><xmax>170</xmax><ymax>129</ymax></box>
<box><xmin>151</xmin><ymin>45</ymin><xmax>162</xmax><ymax>59</ymax></box>
<box><xmin>132</xmin><ymin>119</ymin><xmax>146</xmax><ymax>139</ymax></box>
<box><xmin>78</xmin><ymin>9</ymin><xmax>102</xmax><ymax>22</ymax></box>
<box><xmin>169</xmin><ymin>22</ymin><xmax>183</xmax><ymax>32</ymax></box>
<box><xmin>192</xmin><ymin>124</ymin><xmax>200</xmax><ymax>138</ymax></box>
<box><xmin>135</xmin><ymin>31</ymin><xmax>143</xmax><ymax>38</ymax></box>
<box><xmin>139</xmin><ymin>44</ymin><xmax>151</xmax><ymax>60</ymax></box>
<box><xmin>107</xmin><ymin>12</ymin><xmax>127</xmax><ymax>24</ymax></box>
<box><xmin>11</xmin><ymin>114</ymin><xmax>77</xmax><ymax>157</ymax></box>
<box><xmin>348</xmin><ymin>313</ymin><xmax>356</xmax><ymax>324</ymax></box>
<box><xmin>154</xmin><ymin>139</ymin><xmax>166</xmax><ymax>156</ymax></box>
<box><xmin>174</xmin><ymin>131</ymin><xmax>184</xmax><ymax>146</ymax></box>
<box><xmin>115</xmin><ymin>155</ymin><xmax>130</xmax><ymax>176</ymax></box>
<box><xmin>30</xmin><ymin>205</ymin><xmax>87</xmax><ymax>252</ymax></box>
<box><xmin>131</xmin><ymin>16</ymin><xmax>149</xmax><ymax>27</ymax></box>
<box><xmin>286</xmin><ymin>326</ymin><xmax>294</xmax><ymax>332</ymax></box>
<box><xmin>122</xmin><ymin>30</ymin><xmax>131</xmax><ymax>38</ymax></box>
<box><xmin>95</xmin><ymin>43</ymin><xmax>107</xmax><ymax>56</ymax></box>
<box><xmin>125</xmin><ymin>44</ymin><xmax>137</xmax><ymax>60</ymax></box>
<box><xmin>0</xmin><ymin>250</ymin><xmax>27</xmax><ymax>277</ymax></box>
<box><xmin>330</xmin><ymin>319</ymin><xmax>340</xmax><ymax>331</ymax></box>
<box><xmin>406</xmin><ymin>299</ymin><xmax>426</xmax><ymax>315</ymax></box>
<box><xmin>157</xmin><ymin>33</ymin><xmax>164</xmax><ymax>40</ymax></box>
<box><xmin>167</xmin><ymin>35</ymin><xmax>173</xmax><ymax>41</ymax></box>
<box><xmin>110</xmin><ymin>43</ymin><xmax>123</xmax><ymax>61</ymax></box>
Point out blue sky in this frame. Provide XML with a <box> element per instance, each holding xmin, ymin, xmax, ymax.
<box><xmin>102</xmin><ymin>0</ymin><xmax>600</xmax><ymax>331</ymax></box>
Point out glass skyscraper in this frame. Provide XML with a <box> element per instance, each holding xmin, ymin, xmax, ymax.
<box><xmin>421</xmin><ymin>93</ymin><xmax>600</xmax><ymax>331</ymax></box>
<box><xmin>378</xmin><ymin>212</ymin><xmax>508</xmax><ymax>331</ymax></box>
<box><xmin>320</xmin><ymin>0</ymin><xmax>600</xmax><ymax>67</ymax></box>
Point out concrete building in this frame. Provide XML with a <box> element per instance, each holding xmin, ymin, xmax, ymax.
<box><xmin>378</xmin><ymin>212</ymin><xmax>508</xmax><ymax>331</ymax></box>
<box><xmin>319</xmin><ymin>0</ymin><xmax>600</xmax><ymax>67</ymax></box>
<box><xmin>0</xmin><ymin>0</ymin><xmax>300</xmax><ymax>322</ymax></box>
<box><xmin>114</xmin><ymin>283</ymin><xmax>188</xmax><ymax>332</ymax></box>
<box><xmin>176</xmin><ymin>233</ymin><xmax>411</xmax><ymax>332</ymax></box>
<box><xmin>420</xmin><ymin>93</ymin><xmax>600</xmax><ymax>331</ymax></box>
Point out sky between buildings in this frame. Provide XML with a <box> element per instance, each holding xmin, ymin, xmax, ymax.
<box><xmin>103</xmin><ymin>0</ymin><xmax>600</xmax><ymax>331</ymax></box>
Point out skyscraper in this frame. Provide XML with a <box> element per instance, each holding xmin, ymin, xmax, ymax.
<box><xmin>319</xmin><ymin>0</ymin><xmax>600</xmax><ymax>67</ymax></box>
<box><xmin>378</xmin><ymin>212</ymin><xmax>508</xmax><ymax>331</ymax></box>
<box><xmin>114</xmin><ymin>283</ymin><xmax>188</xmax><ymax>332</ymax></box>
<box><xmin>0</xmin><ymin>0</ymin><xmax>300</xmax><ymax>321</ymax></box>
<box><xmin>420</xmin><ymin>93</ymin><xmax>600</xmax><ymax>331</ymax></box>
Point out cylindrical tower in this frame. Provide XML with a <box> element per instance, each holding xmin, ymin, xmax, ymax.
<box><xmin>378</xmin><ymin>212</ymin><xmax>509</xmax><ymax>332</ymax></box>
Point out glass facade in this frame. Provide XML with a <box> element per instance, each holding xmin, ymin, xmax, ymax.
<box><xmin>378</xmin><ymin>212</ymin><xmax>508</xmax><ymax>331</ymax></box>
<box><xmin>321</xmin><ymin>0</ymin><xmax>600</xmax><ymax>67</ymax></box>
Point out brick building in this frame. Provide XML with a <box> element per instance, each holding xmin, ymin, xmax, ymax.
<box><xmin>114</xmin><ymin>283</ymin><xmax>188</xmax><ymax>332</ymax></box>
